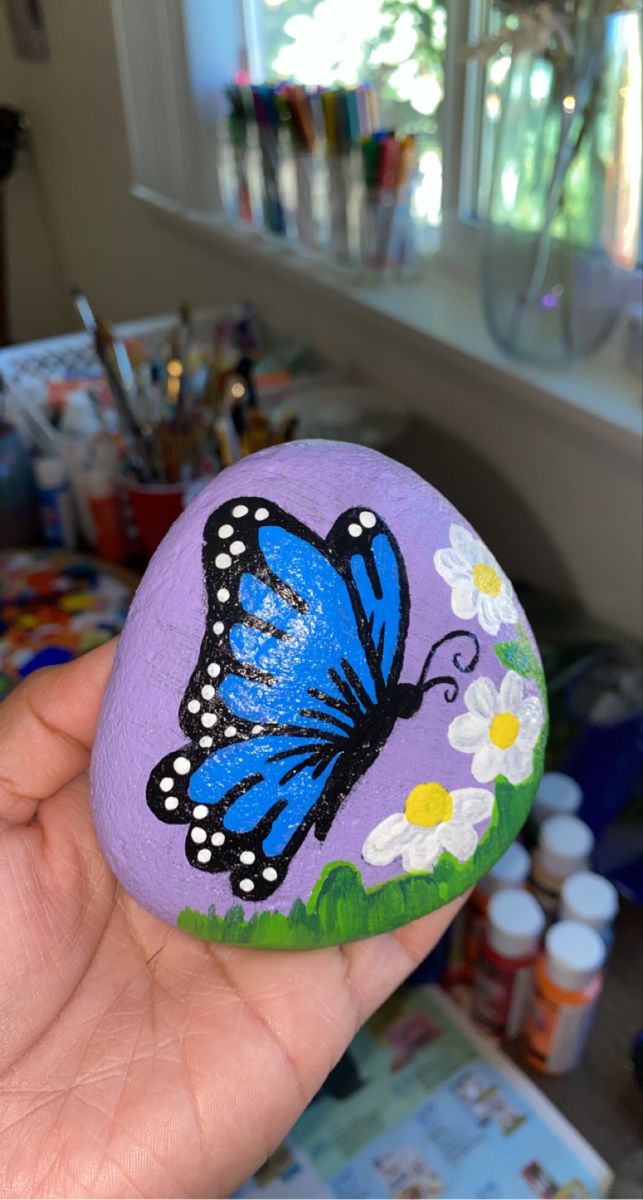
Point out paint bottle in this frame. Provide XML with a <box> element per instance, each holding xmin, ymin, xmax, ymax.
<box><xmin>560</xmin><ymin>871</ymin><xmax>619</xmax><ymax>953</ymax></box>
<box><xmin>532</xmin><ymin>772</ymin><xmax>582</xmax><ymax>827</ymax></box>
<box><xmin>461</xmin><ymin>841</ymin><xmax>531</xmax><ymax>971</ymax></box>
<box><xmin>524</xmin><ymin>921</ymin><xmax>605</xmax><ymax>1075</ymax></box>
<box><xmin>472</xmin><ymin>888</ymin><xmax>545</xmax><ymax>1040</ymax></box>
<box><xmin>530</xmin><ymin>815</ymin><xmax>594</xmax><ymax>918</ymax></box>
<box><xmin>34</xmin><ymin>456</ymin><xmax>77</xmax><ymax>549</ymax></box>
<box><xmin>87</xmin><ymin>467</ymin><xmax>128</xmax><ymax>563</ymax></box>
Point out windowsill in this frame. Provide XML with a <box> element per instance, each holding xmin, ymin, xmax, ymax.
<box><xmin>133</xmin><ymin>186</ymin><xmax>642</xmax><ymax>458</ymax></box>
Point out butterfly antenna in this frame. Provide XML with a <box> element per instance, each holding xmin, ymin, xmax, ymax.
<box><xmin>418</xmin><ymin>630</ymin><xmax>480</xmax><ymax>702</ymax></box>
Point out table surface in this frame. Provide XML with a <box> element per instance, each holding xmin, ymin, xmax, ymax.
<box><xmin>507</xmin><ymin>899</ymin><xmax>643</xmax><ymax>1178</ymax></box>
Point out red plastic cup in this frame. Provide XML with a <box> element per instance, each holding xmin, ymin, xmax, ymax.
<box><xmin>122</xmin><ymin>476</ymin><xmax>208</xmax><ymax>556</ymax></box>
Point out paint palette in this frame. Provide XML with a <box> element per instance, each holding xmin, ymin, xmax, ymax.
<box><xmin>0</xmin><ymin>550</ymin><xmax>137</xmax><ymax>698</ymax></box>
<box><xmin>91</xmin><ymin>442</ymin><xmax>547</xmax><ymax>949</ymax></box>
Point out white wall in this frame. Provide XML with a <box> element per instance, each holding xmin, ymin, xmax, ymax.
<box><xmin>0</xmin><ymin>0</ymin><xmax>241</xmax><ymax>337</ymax></box>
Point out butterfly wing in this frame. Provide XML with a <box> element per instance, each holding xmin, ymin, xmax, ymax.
<box><xmin>326</xmin><ymin>506</ymin><xmax>409</xmax><ymax>690</ymax></box>
<box><xmin>147</xmin><ymin>498</ymin><xmax>409</xmax><ymax>898</ymax></box>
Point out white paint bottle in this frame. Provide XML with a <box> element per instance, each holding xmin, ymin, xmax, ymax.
<box><xmin>560</xmin><ymin>871</ymin><xmax>619</xmax><ymax>952</ymax></box>
<box><xmin>532</xmin><ymin>772</ymin><xmax>582</xmax><ymax>827</ymax></box>
<box><xmin>530</xmin><ymin>815</ymin><xmax>594</xmax><ymax>918</ymax></box>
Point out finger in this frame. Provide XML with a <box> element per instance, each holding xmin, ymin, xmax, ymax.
<box><xmin>0</xmin><ymin>639</ymin><xmax>117</xmax><ymax>828</ymax></box>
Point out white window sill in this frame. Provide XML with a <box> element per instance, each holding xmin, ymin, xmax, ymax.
<box><xmin>133</xmin><ymin>186</ymin><xmax>642</xmax><ymax>460</ymax></box>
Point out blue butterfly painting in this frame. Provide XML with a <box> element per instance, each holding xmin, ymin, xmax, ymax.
<box><xmin>147</xmin><ymin>499</ymin><xmax>479</xmax><ymax>901</ymax></box>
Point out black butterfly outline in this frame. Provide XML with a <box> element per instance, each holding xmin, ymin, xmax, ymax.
<box><xmin>146</xmin><ymin>498</ymin><xmax>479</xmax><ymax>901</ymax></box>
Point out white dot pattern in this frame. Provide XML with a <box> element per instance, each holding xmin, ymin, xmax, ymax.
<box><xmin>232</xmin><ymin>505</ymin><xmax>248</xmax><ymax>517</ymax></box>
<box><xmin>348</xmin><ymin>523</ymin><xmax>362</xmax><ymax>537</ymax></box>
<box><xmin>191</xmin><ymin>827</ymin><xmax>207</xmax><ymax>844</ymax></box>
<box><xmin>160</xmin><ymin>777</ymin><xmax>173</xmax><ymax>792</ymax></box>
<box><xmin>224</xmin><ymin>725</ymin><xmax>237</xmax><ymax>738</ymax></box>
<box><xmin>255</xmin><ymin>507</ymin><xmax>269</xmax><ymax>520</ymax></box>
<box><xmin>230</xmin><ymin>540</ymin><xmax>245</xmax><ymax>556</ymax></box>
<box><xmin>201</xmin><ymin>712</ymin><xmax>217</xmax><ymax>728</ymax></box>
<box><xmin>263</xmin><ymin>867</ymin><xmax>278</xmax><ymax>882</ymax></box>
<box><xmin>212</xmin><ymin>621</ymin><xmax>224</xmax><ymax>635</ymax></box>
<box><xmin>360</xmin><ymin>510</ymin><xmax>376</xmax><ymax>528</ymax></box>
<box><xmin>217</xmin><ymin>588</ymin><xmax>230</xmax><ymax>602</ymax></box>
<box><xmin>193</xmin><ymin>805</ymin><xmax>208</xmax><ymax>819</ymax></box>
<box><xmin>207</xmin><ymin>663</ymin><xmax>221</xmax><ymax>678</ymax></box>
<box><xmin>187</xmin><ymin>699</ymin><xmax>200</xmax><ymax>714</ymax></box>
<box><xmin>218</xmin><ymin>524</ymin><xmax>233</xmax><ymax>538</ymax></box>
<box><xmin>215</xmin><ymin>553</ymin><xmax>231</xmax><ymax>569</ymax></box>
<box><xmin>240</xmin><ymin>851</ymin><xmax>255</xmax><ymax>865</ymax></box>
<box><xmin>173</xmin><ymin>757</ymin><xmax>191</xmax><ymax>775</ymax></box>
<box><xmin>211</xmin><ymin>832</ymin><xmax>225</xmax><ymax>846</ymax></box>
<box><xmin>197</xmin><ymin>848</ymin><xmax>212</xmax><ymax>863</ymax></box>
<box><xmin>164</xmin><ymin>796</ymin><xmax>179</xmax><ymax>811</ymax></box>
<box><xmin>199</xmin><ymin>736</ymin><xmax>213</xmax><ymax>748</ymax></box>
<box><xmin>239</xmin><ymin>879</ymin><xmax>254</xmax><ymax>893</ymax></box>
<box><xmin>201</xmin><ymin>684</ymin><xmax>215</xmax><ymax>699</ymax></box>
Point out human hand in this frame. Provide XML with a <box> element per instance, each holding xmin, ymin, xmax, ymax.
<box><xmin>0</xmin><ymin>642</ymin><xmax>464</xmax><ymax>1198</ymax></box>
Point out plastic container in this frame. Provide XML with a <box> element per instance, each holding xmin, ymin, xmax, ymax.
<box><xmin>560</xmin><ymin>871</ymin><xmax>619</xmax><ymax>948</ymax></box>
<box><xmin>461</xmin><ymin>841</ymin><xmax>531</xmax><ymax>970</ymax></box>
<box><xmin>123</xmin><ymin>474</ymin><xmax>208</xmax><ymax>556</ymax></box>
<box><xmin>532</xmin><ymin>772</ymin><xmax>583</xmax><ymax>826</ymax></box>
<box><xmin>524</xmin><ymin>921</ymin><xmax>605</xmax><ymax>1074</ymax></box>
<box><xmin>530</xmin><ymin>815</ymin><xmax>595</xmax><ymax>917</ymax></box>
<box><xmin>34</xmin><ymin>456</ymin><xmax>77</xmax><ymax>549</ymax></box>
<box><xmin>472</xmin><ymin>889</ymin><xmax>545</xmax><ymax>1040</ymax></box>
<box><xmin>87</xmin><ymin>467</ymin><xmax>128</xmax><ymax>563</ymax></box>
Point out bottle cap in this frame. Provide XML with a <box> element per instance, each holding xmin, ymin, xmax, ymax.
<box><xmin>538</xmin><ymin>815</ymin><xmax>594</xmax><ymax>880</ymax></box>
<box><xmin>487</xmin><ymin>889</ymin><xmax>545</xmax><ymax>960</ymax></box>
<box><xmin>532</xmin><ymin>772</ymin><xmax>582</xmax><ymax>825</ymax></box>
<box><xmin>34</xmin><ymin>456</ymin><xmax>68</xmax><ymax>490</ymax></box>
<box><xmin>560</xmin><ymin>871</ymin><xmax>619</xmax><ymax>933</ymax></box>
<box><xmin>479</xmin><ymin>841</ymin><xmax>531</xmax><ymax>897</ymax></box>
<box><xmin>544</xmin><ymin>921</ymin><xmax>605</xmax><ymax>991</ymax></box>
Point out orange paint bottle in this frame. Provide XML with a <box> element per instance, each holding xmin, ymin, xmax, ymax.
<box><xmin>524</xmin><ymin>920</ymin><xmax>605</xmax><ymax>1075</ymax></box>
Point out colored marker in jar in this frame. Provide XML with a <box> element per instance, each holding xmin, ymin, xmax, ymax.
<box><xmin>472</xmin><ymin>888</ymin><xmax>545</xmax><ymax>1041</ymax></box>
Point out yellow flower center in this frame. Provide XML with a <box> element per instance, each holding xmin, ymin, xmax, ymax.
<box><xmin>405</xmin><ymin>783</ymin><xmax>453</xmax><ymax>828</ymax></box>
<box><xmin>490</xmin><ymin>712</ymin><xmax>520</xmax><ymax>750</ymax></box>
<box><xmin>472</xmin><ymin>562</ymin><xmax>502</xmax><ymax>597</ymax></box>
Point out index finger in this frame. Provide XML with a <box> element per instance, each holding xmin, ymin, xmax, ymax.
<box><xmin>0</xmin><ymin>639</ymin><xmax>116</xmax><ymax>828</ymax></box>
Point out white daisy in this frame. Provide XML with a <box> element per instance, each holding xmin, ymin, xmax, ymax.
<box><xmin>434</xmin><ymin>524</ymin><xmax>518</xmax><ymax>636</ymax></box>
<box><xmin>362</xmin><ymin>783</ymin><xmax>494</xmax><ymax>873</ymax></box>
<box><xmin>448</xmin><ymin>670</ymin><xmax>544</xmax><ymax>785</ymax></box>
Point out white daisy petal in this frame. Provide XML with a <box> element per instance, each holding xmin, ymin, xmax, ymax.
<box><xmin>476</xmin><ymin>594</ymin><xmax>502</xmax><ymax>636</ymax></box>
<box><xmin>402</xmin><ymin>831</ymin><xmax>443</xmax><ymax>871</ymax></box>
<box><xmin>448</xmin><ymin>712</ymin><xmax>490</xmax><ymax>753</ymax></box>
<box><xmin>471</xmin><ymin>741</ymin><xmax>504</xmax><ymax>783</ymax></box>
<box><xmin>516</xmin><ymin>695</ymin><xmax>545</xmax><ymax>747</ymax></box>
<box><xmin>362</xmin><ymin>812</ymin><xmax>410</xmax><ymax>866</ymax></box>
<box><xmin>440</xmin><ymin>821</ymin><xmax>479</xmax><ymax>863</ymax></box>
<box><xmin>452</xmin><ymin>581</ymin><xmax>478</xmax><ymax>620</ymax></box>
<box><xmin>451</xmin><ymin>788</ymin><xmax>494</xmax><ymax>825</ymax></box>
<box><xmin>495</xmin><ymin>589</ymin><xmax>518</xmax><ymax>623</ymax></box>
<box><xmin>503</xmin><ymin>745</ymin><xmax>534</xmax><ymax>785</ymax></box>
<box><xmin>450</xmin><ymin>524</ymin><xmax>477</xmax><ymax>559</ymax></box>
<box><xmin>499</xmin><ymin>669</ymin><xmax>524</xmax><ymax>711</ymax></box>
<box><xmin>464</xmin><ymin>676</ymin><xmax>499</xmax><ymax>720</ymax></box>
<box><xmin>434</xmin><ymin>548</ymin><xmax>471</xmax><ymax>584</ymax></box>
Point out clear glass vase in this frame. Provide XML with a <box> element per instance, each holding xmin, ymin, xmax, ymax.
<box><xmin>481</xmin><ymin>8</ymin><xmax>642</xmax><ymax>364</ymax></box>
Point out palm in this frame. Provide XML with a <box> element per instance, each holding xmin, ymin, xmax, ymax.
<box><xmin>0</xmin><ymin>643</ymin><xmax>462</xmax><ymax>1198</ymax></box>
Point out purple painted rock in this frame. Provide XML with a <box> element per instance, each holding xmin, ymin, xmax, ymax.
<box><xmin>91</xmin><ymin>441</ymin><xmax>547</xmax><ymax>949</ymax></box>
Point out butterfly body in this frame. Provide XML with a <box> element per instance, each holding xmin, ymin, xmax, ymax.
<box><xmin>147</xmin><ymin>497</ymin><xmax>478</xmax><ymax>901</ymax></box>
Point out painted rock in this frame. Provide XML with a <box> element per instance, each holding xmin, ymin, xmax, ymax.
<box><xmin>91</xmin><ymin>441</ymin><xmax>547</xmax><ymax>949</ymax></box>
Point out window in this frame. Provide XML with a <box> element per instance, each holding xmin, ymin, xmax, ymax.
<box><xmin>112</xmin><ymin>0</ymin><xmax>643</xmax><ymax>276</ymax></box>
<box><xmin>247</xmin><ymin>0</ymin><xmax>448</xmax><ymax>228</ymax></box>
